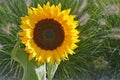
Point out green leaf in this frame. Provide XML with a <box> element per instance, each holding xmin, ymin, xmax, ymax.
<box><xmin>11</xmin><ymin>41</ymin><xmax>20</xmax><ymax>61</ymax></box>
<box><xmin>13</xmin><ymin>48</ymin><xmax>47</xmax><ymax>80</ymax></box>
<box><xmin>35</xmin><ymin>64</ymin><xmax>46</xmax><ymax>80</ymax></box>
<box><xmin>47</xmin><ymin>63</ymin><xmax>58</xmax><ymax>80</ymax></box>
<box><xmin>14</xmin><ymin>48</ymin><xmax>38</xmax><ymax>80</ymax></box>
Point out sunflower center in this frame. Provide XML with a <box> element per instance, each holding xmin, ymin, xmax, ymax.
<box><xmin>43</xmin><ymin>29</ymin><xmax>55</xmax><ymax>40</ymax></box>
<box><xmin>33</xmin><ymin>19</ymin><xmax>64</xmax><ymax>50</ymax></box>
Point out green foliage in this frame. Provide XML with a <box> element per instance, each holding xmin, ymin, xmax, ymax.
<box><xmin>0</xmin><ymin>0</ymin><xmax>120</xmax><ymax>80</ymax></box>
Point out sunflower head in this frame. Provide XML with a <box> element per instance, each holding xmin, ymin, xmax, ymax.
<box><xmin>19</xmin><ymin>2</ymin><xmax>79</xmax><ymax>65</ymax></box>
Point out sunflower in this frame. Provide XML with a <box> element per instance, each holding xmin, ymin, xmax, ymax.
<box><xmin>19</xmin><ymin>2</ymin><xmax>79</xmax><ymax>65</ymax></box>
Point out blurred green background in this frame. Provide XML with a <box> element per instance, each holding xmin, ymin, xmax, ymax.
<box><xmin>0</xmin><ymin>0</ymin><xmax>120</xmax><ymax>80</ymax></box>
